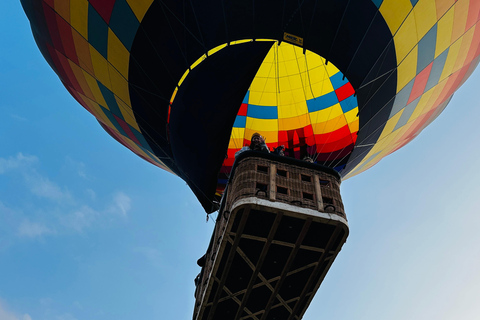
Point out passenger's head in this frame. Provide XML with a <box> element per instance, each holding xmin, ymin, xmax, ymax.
<box><xmin>250</xmin><ymin>133</ymin><xmax>264</xmax><ymax>150</ymax></box>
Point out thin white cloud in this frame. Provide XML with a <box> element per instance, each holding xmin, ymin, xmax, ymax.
<box><xmin>23</xmin><ymin>172</ymin><xmax>72</xmax><ymax>202</ymax></box>
<box><xmin>0</xmin><ymin>153</ymin><xmax>37</xmax><ymax>174</ymax></box>
<box><xmin>55</xmin><ymin>313</ymin><xmax>77</xmax><ymax>320</ymax></box>
<box><xmin>85</xmin><ymin>189</ymin><xmax>96</xmax><ymax>201</ymax></box>
<box><xmin>134</xmin><ymin>247</ymin><xmax>163</xmax><ymax>268</ymax></box>
<box><xmin>10</xmin><ymin>114</ymin><xmax>28</xmax><ymax>122</ymax></box>
<box><xmin>17</xmin><ymin>219</ymin><xmax>53</xmax><ymax>238</ymax></box>
<box><xmin>61</xmin><ymin>205</ymin><xmax>97</xmax><ymax>233</ymax></box>
<box><xmin>0</xmin><ymin>153</ymin><xmax>133</xmax><ymax>237</ymax></box>
<box><xmin>64</xmin><ymin>157</ymin><xmax>88</xmax><ymax>179</ymax></box>
<box><xmin>0</xmin><ymin>300</ymin><xmax>32</xmax><ymax>320</ymax></box>
<box><xmin>109</xmin><ymin>192</ymin><xmax>131</xmax><ymax>218</ymax></box>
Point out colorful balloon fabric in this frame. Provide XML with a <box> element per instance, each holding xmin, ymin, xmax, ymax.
<box><xmin>21</xmin><ymin>0</ymin><xmax>480</xmax><ymax>212</ymax></box>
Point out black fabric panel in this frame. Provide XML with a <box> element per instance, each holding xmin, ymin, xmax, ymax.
<box><xmin>129</xmin><ymin>0</ymin><xmax>397</xmax><ymax>210</ymax></box>
<box><xmin>168</xmin><ymin>42</ymin><xmax>274</xmax><ymax>212</ymax></box>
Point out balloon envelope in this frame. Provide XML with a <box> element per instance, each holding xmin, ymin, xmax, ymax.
<box><xmin>21</xmin><ymin>0</ymin><xmax>480</xmax><ymax>212</ymax></box>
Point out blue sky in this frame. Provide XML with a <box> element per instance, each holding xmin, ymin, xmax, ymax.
<box><xmin>2</xmin><ymin>2</ymin><xmax>480</xmax><ymax>320</ymax></box>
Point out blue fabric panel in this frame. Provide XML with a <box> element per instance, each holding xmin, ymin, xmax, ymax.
<box><xmin>246</xmin><ymin>104</ymin><xmax>278</xmax><ymax>119</ymax></box>
<box><xmin>101</xmin><ymin>106</ymin><xmax>128</xmax><ymax>137</ymax></box>
<box><xmin>390</xmin><ymin>79</ymin><xmax>414</xmax><ymax>118</ymax></box>
<box><xmin>425</xmin><ymin>48</ymin><xmax>449</xmax><ymax>92</ymax></box>
<box><xmin>130</xmin><ymin>125</ymin><xmax>153</xmax><ymax>151</ymax></box>
<box><xmin>340</xmin><ymin>95</ymin><xmax>358</xmax><ymax>113</ymax></box>
<box><xmin>88</xmin><ymin>4</ymin><xmax>108</xmax><ymax>58</ymax></box>
<box><xmin>109</xmin><ymin>0</ymin><xmax>139</xmax><ymax>51</ymax></box>
<box><xmin>233</xmin><ymin>115</ymin><xmax>247</xmax><ymax>127</ymax></box>
<box><xmin>417</xmin><ymin>24</ymin><xmax>437</xmax><ymax>74</ymax></box>
<box><xmin>329</xmin><ymin>72</ymin><xmax>349</xmax><ymax>90</ymax></box>
<box><xmin>307</xmin><ymin>91</ymin><xmax>338</xmax><ymax>112</ymax></box>
<box><xmin>393</xmin><ymin>96</ymin><xmax>420</xmax><ymax>131</ymax></box>
<box><xmin>97</xmin><ymin>81</ymin><xmax>124</xmax><ymax>119</ymax></box>
<box><xmin>242</xmin><ymin>91</ymin><xmax>250</xmax><ymax>104</ymax></box>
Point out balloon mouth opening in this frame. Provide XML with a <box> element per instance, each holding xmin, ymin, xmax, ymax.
<box><xmin>168</xmin><ymin>38</ymin><xmax>359</xmax><ymax>174</ymax></box>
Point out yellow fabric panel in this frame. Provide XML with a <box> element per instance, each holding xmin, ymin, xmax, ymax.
<box><xmin>394</xmin><ymin>12</ymin><xmax>418</xmax><ymax>63</ymax></box>
<box><xmin>248</xmin><ymin>91</ymin><xmax>277</xmax><ymax>106</ymax></box>
<box><xmin>371</xmin><ymin>128</ymin><xmax>404</xmax><ymax>158</ymax></box>
<box><xmin>115</xmin><ymin>97</ymin><xmax>140</xmax><ymax>131</ymax></box>
<box><xmin>424</xmin><ymin>78</ymin><xmax>448</xmax><ymax>109</ymax></box>
<box><xmin>72</xmin><ymin>30</ymin><xmax>94</xmax><ymax>75</ymax></box>
<box><xmin>244</xmin><ymin>128</ymin><xmax>278</xmax><ymax>144</ymax></box>
<box><xmin>397</xmin><ymin>46</ymin><xmax>418</xmax><ymax>91</ymax></box>
<box><xmin>413</xmin><ymin>0</ymin><xmax>438</xmax><ymax>40</ymax></box>
<box><xmin>249</xmin><ymin>77</ymin><xmax>271</xmax><ymax>96</ymax></box>
<box><xmin>278</xmin><ymin>114</ymin><xmax>310</xmax><ymax>131</ymax></box>
<box><xmin>68</xmin><ymin>59</ymin><xmax>94</xmax><ymax>101</ymax></box>
<box><xmin>279</xmin><ymin>74</ymin><xmax>303</xmax><ymax>91</ymax></box>
<box><xmin>391</xmin><ymin>120</ymin><xmax>416</xmax><ymax>146</ymax></box>
<box><xmin>191</xmin><ymin>54</ymin><xmax>207</xmax><ymax>70</ymax></box>
<box><xmin>283</xmin><ymin>58</ymin><xmax>306</xmax><ymax>76</ymax></box>
<box><xmin>80</xmin><ymin>93</ymin><xmax>114</xmax><ymax>126</ymax></box>
<box><xmin>108</xmin><ymin>64</ymin><xmax>130</xmax><ymax>106</ymax></box>
<box><xmin>126</xmin><ymin>0</ymin><xmax>153</xmax><ymax>21</ymax></box>
<box><xmin>436</xmin><ymin>0</ymin><xmax>456</xmax><ymax>18</ymax></box>
<box><xmin>70</xmin><ymin>0</ymin><xmax>88</xmax><ymax>39</ymax></box>
<box><xmin>304</xmin><ymin>50</ymin><xmax>325</xmax><ymax>67</ymax></box>
<box><xmin>230</xmin><ymin>127</ymin><xmax>245</xmax><ymax>138</ymax></box>
<box><xmin>310</xmin><ymin>104</ymin><xmax>344</xmax><ymax>125</ymax></box>
<box><xmin>228</xmin><ymin>137</ymin><xmax>245</xmax><ymax>149</ymax></box>
<box><xmin>323</xmin><ymin>61</ymin><xmax>341</xmax><ymax>76</ymax></box>
<box><xmin>178</xmin><ymin>69</ymin><xmax>189</xmax><ymax>86</ymax></box>
<box><xmin>54</xmin><ymin>0</ymin><xmax>70</xmax><ymax>21</ymax></box>
<box><xmin>311</xmin><ymin>113</ymin><xmax>347</xmax><ymax>134</ymax></box>
<box><xmin>377</xmin><ymin>109</ymin><xmax>404</xmax><ymax>140</ymax></box>
<box><xmin>278</xmin><ymin>100</ymin><xmax>308</xmax><ymax>118</ymax></box>
<box><xmin>451</xmin><ymin>0</ymin><xmax>469</xmax><ymax>42</ymax></box>
<box><xmin>345</xmin><ymin>108</ymin><xmax>359</xmax><ymax>132</ymax></box>
<box><xmin>170</xmin><ymin>88</ymin><xmax>178</xmax><ymax>103</ymax></box>
<box><xmin>282</xmin><ymin>88</ymin><xmax>309</xmax><ymax>107</ymax></box>
<box><xmin>229</xmin><ymin>128</ymin><xmax>246</xmax><ymax>148</ymax></box>
<box><xmin>89</xmin><ymin>45</ymin><xmax>112</xmax><ymax>90</ymax></box>
<box><xmin>408</xmin><ymin>88</ymin><xmax>435</xmax><ymax>120</ymax></box>
<box><xmin>453</xmin><ymin>27</ymin><xmax>475</xmax><ymax>71</ymax></box>
<box><xmin>254</xmin><ymin>55</ymin><xmax>275</xmax><ymax>78</ymax></box>
<box><xmin>245</xmin><ymin>118</ymin><xmax>278</xmax><ymax>132</ymax></box>
<box><xmin>107</xmin><ymin>29</ymin><xmax>129</xmax><ymax>78</ymax></box>
<box><xmin>347</xmin><ymin>118</ymin><xmax>359</xmax><ymax>134</ymax></box>
<box><xmin>439</xmin><ymin>37</ymin><xmax>462</xmax><ymax>81</ymax></box>
<box><xmin>435</xmin><ymin>7</ymin><xmax>455</xmax><ymax>58</ymax></box>
<box><xmin>308</xmin><ymin>70</ymin><xmax>335</xmax><ymax>94</ymax></box>
<box><xmin>208</xmin><ymin>44</ymin><xmax>227</xmax><ymax>56</ymax></box>
<box><xmin>230</xmin><ymin>39</ymin><xmax>251</xmax><ymax>45</ymax></box>
<box><xmin>344</xmin><ymin>108</ymin><xmax>359</xmax><ymax>125</ymax></box>
<box><xmin>380</xmin><ymin>0</ymin><xmax>413</xmax><ymax>35</ymax></box>
<box><xmin>82</xmin><ymin>69</ymin><xmax>108</xmax><ymax>108</ymax></box>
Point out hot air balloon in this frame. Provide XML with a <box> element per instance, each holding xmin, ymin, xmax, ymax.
<box><xmin>21</xmin><ymin>0</ymin><xmax>480</xmax><ymax>319</ymax></box>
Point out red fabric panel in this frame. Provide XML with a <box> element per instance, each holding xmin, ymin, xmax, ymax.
<box><xmin>315</xmin><ymin>144</ymin><xmax>354</xmax><ymax>161</ymax></box>
<box><xmin>335</xmin><ymin>82</ymin><xmax>355</xmax><ymax>102</ymax></box>
<box><xmin>42</xmin><ymin>0</ymin><xmax>54</xmax><ymax>9</ymax></box>
<box><xmin>237</xmin><ymin>103</ymin><xmax>248</xmax><ymax>116</ymax></box>
<box><xmin>89</xmin><ymin>0</ymin><xmax>116</xmax><ymax>23</ymax></box>
<box><xmin>114</xmin><ymin>114</ymin><xmax>142</xmax><ymax>145</ymax></box>
<box><xmin>466</xmin><ymin>0</ymin><xmax>480</xmax><ymax>31</ymax></box>
<box><xmin>57</xmin><ymin>51</ymin><xmax>83</xmax><ymax>94</ymax></box>
<box><xmin>43</xmin><ymin>3</ymin><xmax>64</xmax><ymax>56</ymax></box>
<box><xmin>408</xmin><ymin>62</ymin><xmax>433</xmax><ymax>104</ymax></box>
<box><xmin>56</xmin><ymin>15</ymin><xmax>78</xmax><ymax>64</ymax></box>
<box><xmin>314</xmin><ymin>126</ymin><xmax>356</xmax><ymax>153</ymax></box>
